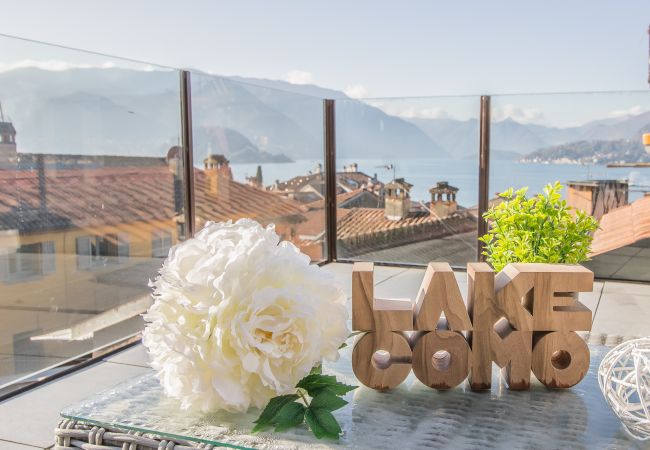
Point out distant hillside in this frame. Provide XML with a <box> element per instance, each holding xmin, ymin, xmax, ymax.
<box><xmin>193</xmin><ymin>126</ymin><xmax>292</xmax><ymax>164</ymax></box>
<box><xmin>408</xmin><ymin>118</ymin><xmax>479</xmax><ymax>157</ymax></box>
<box><xmin>521</xmin><ymin>139</ymin><xmax>650</xmax><ymax>164</ymax></box>
<box><xmin>0</xmin><ymin>67</ymin><xmax>449</xmax><ymax>163</ymax></box>
<box><xmin>2</xmin><ymin>66</ymin><xmax>650</xmax><ymax>164</ymax></box>
<box><xmin>408</xmin><ymin>111</ymin><xmax>650</xmax><ymax>158</ymax></box>
<box><xmin>227</xmin><ymin>76</ymin><xmax>449</xmax><ymax>159</ymax></box>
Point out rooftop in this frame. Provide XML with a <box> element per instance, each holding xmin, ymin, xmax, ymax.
<box><xmin>0</xmin><ymin>164</ymin><xmax>307</xmax><ymax>233</ymax></box>
<box><xmin>337</xmin><ymin>207</ymin><xmax>474</xmax><ymax>240</ymax></box>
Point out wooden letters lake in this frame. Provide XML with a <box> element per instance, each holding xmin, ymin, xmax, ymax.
<box><xmin>351</xmin><ymin>262</ymin><xmax>594</xmax><ymax>391</ymax></box>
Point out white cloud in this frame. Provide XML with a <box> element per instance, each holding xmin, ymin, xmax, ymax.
<box><xmin>609</xmin><ymin>105</ymin><xmax>645</xmax><ymax>118</ymax></box>
<box><xmin>284</xmin><ymin>70</ymin><xmax>313</xmax><ymax>85</ymax></box>
<box><xmin>344</xmin><ymin>84</ymin><xmax>369</xmax><ymax>99</ymax></box>
<box><xmin>492</xmin><ymin>104</ymin><xmax>543</xmax><ymax>123</ymax></box>
<box><xmin>0</xmin><ymin>59</ymin><xmax>120</xmax><ymax>73</ymax></box>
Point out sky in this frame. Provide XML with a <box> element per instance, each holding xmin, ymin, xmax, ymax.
<box><xmin>0</xmin><ymin>0</ymin><xmax>649</xmax><ymax>125</ymax></box>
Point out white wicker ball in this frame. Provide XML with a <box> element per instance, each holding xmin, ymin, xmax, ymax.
<box><xmin>598</xmin><ymin>338</ymin><xmax>650</xmax><ymax>440</ymax></box>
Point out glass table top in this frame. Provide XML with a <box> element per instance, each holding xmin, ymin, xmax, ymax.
<box><xmin>62</xmin><ymin>343</ymin><xmax>647</xmax><ymax>450</ymax></box>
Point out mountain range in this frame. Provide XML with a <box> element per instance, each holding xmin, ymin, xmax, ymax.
<box><xmin>0</xmin><ymin>67</ymin><xmax>649</xmax><ymax>165</ymax></box>
<box><xmin>522</xmin><ymin>139</ymin><xmax>650</xmax><ymax>164</ymax></box>
<box><xmin>409</xmin><ymin>113</ymin><xmax>650</xmax><ymax>159</ymax></box>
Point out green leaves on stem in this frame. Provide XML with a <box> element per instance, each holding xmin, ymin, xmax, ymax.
<box><xmin>480</xmin><ymin>181</ymin><xmax>599</xmax><ymax>271</ymax></box>
<box><xmin>252</xmin><ymin>373</ymin><xmax>357</xmax><ymax>440</ymax></box>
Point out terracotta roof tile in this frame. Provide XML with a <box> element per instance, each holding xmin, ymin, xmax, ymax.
<box><xmin>294</xmin><ymin>208</ymin><xmax>352</xmax><ymax>238</ymax></box>
<box><xmin>303</xmin><ymin>188</ymin><xmax>378</xmax><ymax>210</ymax></box>
<box><xmin>338</xmin><ymin>207</ymin><xmax>448</xmax><ymax>240</ymax></box>
<box><xmin>0</xmin><ymin>166</ymin><xmax>306</xmax><ymax>232</ymax></box>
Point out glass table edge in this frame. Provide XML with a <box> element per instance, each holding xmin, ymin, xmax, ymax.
<box><xmin>60</xmin><ymin>406</ymin><xmax>257</xmax><ymax>450</ymax></box>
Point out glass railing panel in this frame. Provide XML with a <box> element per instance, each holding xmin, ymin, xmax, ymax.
<box><xmin>335</xmin><ymin>96</ymin><xmax>481</xmax><ymax>266</ymax></box>
<box><xmin>189</xmin><ymin>72</ymin><xmax>326</xmax><ymax>262</ymax></box>
<box><xmin>489</xmin><ymin>91</ymin><xmax>650</xmax><ymax>281</ymax></box>
<box><xmin>0</xmin><ymin>36</ymin><xmax>184</xmax><ymax>395</ymax></box>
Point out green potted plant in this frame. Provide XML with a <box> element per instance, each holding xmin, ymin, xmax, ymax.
<box><xmin>479</xmin><ymin>181</ymin><xmax>599</xmax><ymax>270</ymax></box>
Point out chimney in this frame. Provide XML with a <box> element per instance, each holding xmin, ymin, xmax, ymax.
<box><xmin>246</xmin><ymin>165</ymin><xmax>264</xmax><ymax>189</ymax></box>
<box><xmin>166</xmin><ymin>146</ymin><xmax>184</xmax><ymax>215</ymax></box>
<box><xmin>166</xmin><ymin>146</ymin><xmax>182</xmax><ymax>176</ymax></box>
<box><xmin>384</xmin><ymin>178</ymin><xmax>412</xmax><ymax>220</ymax></box>
<box><xmin>36</xmin><ymin>154</ymin><xmax>47</xmax><ymax>212</ymax></box>
<box><xmin>566</xmin><ymin>180</ymin><xmax>628</xmax><ymax>220</ymax></box>
<box><xmin>204</xmin><ymin>154</ymin><xmax>232</xmax><ymax>202</ymax></box>
<box><xmin>344</xmin><ymin>163</ymin><xmax>358</xmax><ymax>173</ymax></box>
<box><xmin>0</xmin><ymin>106</ymin><xmax>17</xmax><ymax>166</ymax></box>
<box><xmin>429</xmin><ymin>181</ymin><xmax>458</xmax><ymax>218</ymax></box>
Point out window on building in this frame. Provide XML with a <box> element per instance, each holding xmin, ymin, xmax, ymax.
<box><xmin>152</xmin><ymin>230</ymin><xmax>173</xmax><ymax>258</ymax></box>
<box><xmin>176</xmin><ymin>221</ymin><xmax>186</xmax><ymax>242</ymax></box>
<box><xmin>76</xmin><ymin>234</ymin><xmax>128</xmax><ymax>269</ymax></box>
<box><xmin>0</xmin><ymin>241</ymin><xmax>56</xmax><ymax>282</ymax></box>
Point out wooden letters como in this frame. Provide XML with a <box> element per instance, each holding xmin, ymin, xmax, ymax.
<box><xmin>351</xmin><ymin>262</ymin><xmax>593</xmax><ymax>391</ymax></box>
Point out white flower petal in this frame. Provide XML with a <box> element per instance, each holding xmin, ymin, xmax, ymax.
<box><xmin>142</xmin><ymin>219</ymin><xmax>349</xmax><ymax>413</ymax></box>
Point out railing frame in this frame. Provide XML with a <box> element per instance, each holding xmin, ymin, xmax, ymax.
<box><xmin>325</xmin><ymin>96</ymin><xmax>492</xmax><ymax>267</ymax></box>
<box><xmin>477</xmin><ymin>95</ymin><xmax>491</xmax><ymax>261</ymax></box>
<box><xmin>324</xmin><ymin>99</ymin><xmax>338</xmax><ymax>263</ymax></box>
<box><xmin>180</xmin><ymin>70</ymin><xmax>196</xmax><ymax>239</ymax></box>
<box><xmin>178</xmin><ymin>88</ymin><xmax>494</xmax><ymax>264</ymax></box>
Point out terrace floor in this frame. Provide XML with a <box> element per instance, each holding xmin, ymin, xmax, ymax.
<box><xmin>1</xmin><ymin>262</ymin><xmax>649</xmax><ymax>449</ymax></box>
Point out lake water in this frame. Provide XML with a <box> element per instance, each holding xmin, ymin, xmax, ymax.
<box><xmin>230</xmin><ymin>158</ymin><xmax>650</xmax><ymax>208</ymax></box>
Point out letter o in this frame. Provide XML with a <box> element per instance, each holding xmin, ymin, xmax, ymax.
<box><xmin>412</xmin><ymin>330</ymin><xmax>471</xmax><ymax>389</ymax></box>
<box><xmin>352</xmin><ymin>332</ymin><xmax>412</xmax><ymax>390</ymax></box>
<box><xmin>531</xmin><ymin>331</ymin><xmax>590</xmax><ymax>388</ymax></box>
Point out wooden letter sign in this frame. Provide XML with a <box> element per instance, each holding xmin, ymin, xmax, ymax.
<box><xmin>351</xmin><ymin>262</ymin><xmax>593</xmax><ymax>391</ymax></box>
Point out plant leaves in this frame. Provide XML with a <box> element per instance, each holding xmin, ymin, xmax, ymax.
<box><xmin>311</xmin><ymin>384</ymin><xmax>356</xmax><ymax>399</ymax></box>
<box><xmin>296</xmin><ymin>374</ymin><xmax>357</xmax><ymax>397</ymax></box>
<box><xmin>252</xmin><ymin>394</ymin><xmax>299</xmax><ymax>433</ymax></box>
<box><xmin>310</xmin><ymin>391</ymin><xmax>348</xmax><ymax>412</ymax></box>
<box><xmin>480</xmin><ymin>182</ymin><xmax>599</xmax><ymax>271</ymax></box>
<box><xmin>305</xmin><ymin>408</ymin><xmax>342</xmax><ymax>440</ymax></box>
<box><xmin>273</xmin><ymin>401</ymin><xmax>306</xmax><ymax>432</ymax></box>
<box><xmin>315</xmin><ymin>383</ymin><xmax>357</xmax><ymax>396</ymax></box>
<box><xmin>254</xmin><ymin>373</ymin><xmax>355</xmax><ymax>438</ymax></box>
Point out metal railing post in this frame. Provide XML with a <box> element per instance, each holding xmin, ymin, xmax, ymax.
<box><xmin>180</xmin><ymin>70</ymin><xmax>196</xmax><ymax>239</ymax></box>
<box><xmin>324</xmin><ymin>99</ymin><xmax>337</xmax><ymax>262</ymax></box>
<box><xmin>477</xmin><ymin>95</ymin><xmax>491</xmax><ymax>261</ymax></box>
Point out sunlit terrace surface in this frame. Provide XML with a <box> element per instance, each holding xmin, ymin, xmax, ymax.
<box><xmin>1</xmin><ymin>33</ymin><xmax>650</xmax><ymax>448</ymax></box>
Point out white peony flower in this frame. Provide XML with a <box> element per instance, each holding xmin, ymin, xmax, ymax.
<box><xmin>142</xmin><ymin>219</ymin><xmax>349</xmax><ymax>413</ymax></box>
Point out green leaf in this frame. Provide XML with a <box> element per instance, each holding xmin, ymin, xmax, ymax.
<box><xmin>305</xmin><ymin>408</ymin><xmax>342</xmax><ymax>440</ymax></box>
<box><xmin>310</xmin><ymin>391</ymin><xmax>348</xmax><ymax>412</ymax></box>
<box><xmin>296</xmin><ymin>374</ymin><xmax>336</xmax><ymax>391</ymax></box>
<box><xmin>312</xmin><ymin>384</ymin><xmax>356</xmax><ymax>398</ymax></box>
<box><xmin>273</xmin><ymin>401</ymin><xmax>306</xmax><ymax>432</ymax></box>
<box><xmin>297</xmin><ymin>374</ymin><xmax>357</xmax><ymax>397</ymax></box>
<box><xmin>252</xmin><ymin>394</ymin><xmax>299</xmax><ymax>433</ymax></box>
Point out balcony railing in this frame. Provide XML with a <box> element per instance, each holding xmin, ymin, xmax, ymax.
<box><xmin>1</xmin><ymin>34</ymin><xmax>649</xmax><ymax>398</ymax></box>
